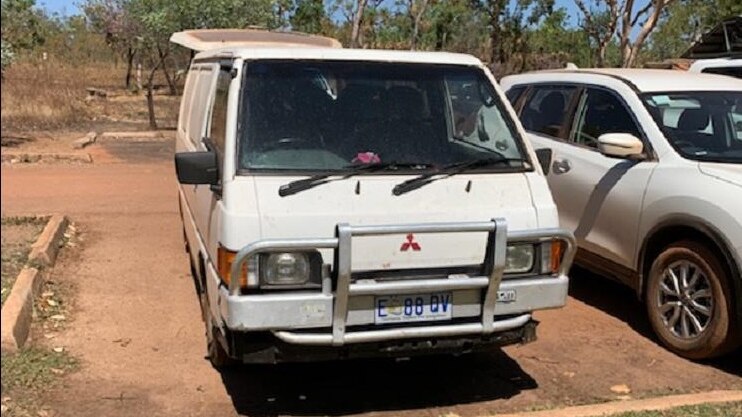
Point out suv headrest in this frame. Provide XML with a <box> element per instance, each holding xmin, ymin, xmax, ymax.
<box><xmin>677</xmin><ymin>108</ymin><xmax>710</xmax><ymax>131</ymax></box>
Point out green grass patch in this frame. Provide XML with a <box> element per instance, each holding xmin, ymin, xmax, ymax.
<box><xmin>1</xmin><ymin>347</ymin><xmax>78</xmax><ymax>416</ymax></box>
<box><xmin>608</xmin><ymin>401</ymin><xmax>742</xmax><ymax>417</ymax></box>
<box><xmin>1</xmin><ymin>347</ymin><xmax>77</xmax><ymax>393</ymax></box>
<box><xmin>1</xmin><ymin>217</ymin><xmax>46</xmax><ymax>305</ymax></box>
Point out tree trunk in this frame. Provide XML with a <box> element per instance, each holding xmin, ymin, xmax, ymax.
<box><xmin>157</xmin><ymin>44</ymin><xmax>177</xmax><ymax>95</ymax></box>
<box><xmin>350</xmin><ymin>0</ymin><xmax>369</xmax><ymax>48</ymax></box>
<box><xmin>620</xmin><ymin>0</ymin><xmax>672</xmax><ymax>68</ymax></box>
<box><xmin>125</xmin><ymin>47</ymin><xmax>135</xmax><ymax>89</ymax></box>
<box><xmin>409</xmin><ymin>0</ymin><xmax>429</xmax><ymax>51</ymax></box>
<box><xmin>596</xmin><ymin>41</ymin><xmax>607</xmax><ymax>67</ymax></box>
<box><xmin>136</xmin><ymin>61</ymin><xmax>143</xmax><ymax>92</ymax></box>
<box><xmin>146</xmin><ymin>53</ymin><xmax>165</xmax><ymax>130</ymax></box>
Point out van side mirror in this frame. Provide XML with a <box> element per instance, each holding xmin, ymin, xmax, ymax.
<box><xmin>534</xmin><ymin>148</ymin><xmax>552</xmax><ymax>175</ymax></box>
<box><xmin>597</xmin><ymin>133</ymin><xmax>644</xmax><ymax>159</ymax></box>
<box><xmin>175</xmin><ymin>151</ymin><xmax>218</xmax><ymax>185</ymax></box>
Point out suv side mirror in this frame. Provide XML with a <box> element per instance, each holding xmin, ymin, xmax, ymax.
<box><xmin>597</xmin><ymin>133</ymin><xmax>644</xmax><ymax>159</ymax></box>
<box><xmin>534</xmin><ymin>148</ymin><xmax>552</xmax><ymax>175</ymax></box>
<box><xmin>175</xmin><ymin>151</ymin><xmax>218</xmax><ymax>185</ymax></box>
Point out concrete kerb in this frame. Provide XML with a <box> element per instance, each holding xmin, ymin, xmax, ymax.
<box><xmin>1</xmin><ymin>152</ymin><xmax>93</xmax><ymax>164</ymax></box>
<box><xmin>100</xmin><ymin>130</ymin><xmax>164</xmax><ymax>140</ymax></box>
<box><xmin>490</xmin><ymin>390</ymin><xmax>742</xmax><ymax>417</ymax></box>
<box><xmin>1</xmin><ymin>214</ymin><xmax>69</xmax><ymax>353</ymax></box>
<box><xmin>29</xmin><ymin>214</ymin><xmax>69</xmax><ymax>267</ymax></box>
<box><xmin>72</xmin><ymin>131</ymin><xmax>98</xmax><ymax>149</ymax></box>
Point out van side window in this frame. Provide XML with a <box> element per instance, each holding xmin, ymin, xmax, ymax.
<box><xmin>571</xmin><ymin>88</ymin><xmax>642</xmax><ymax>148</ymax></box>
<box><xmin>520</xmin><ymin>86</ymin><xmax>578</xmax><ymax>139</ymax></box>
<box><xmin>179</xmin><ymin>70</ymin><xmax>197</xmax><ymax>134</ymax></box>
<box><xmin>188</xmin><ymin>67</ymin><xmax>215</xmax><ymax>145</ymax></box>
<box><xmin>208</xmin><ymin>68</ymin><xmax>231</xmax><ymax>154</ymax></box>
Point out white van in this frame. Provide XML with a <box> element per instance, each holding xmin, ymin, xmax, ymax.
<box><xmin>171</xmin><ymin>29</ymin><xmax>576</xmax><ymax>366</ymax></box>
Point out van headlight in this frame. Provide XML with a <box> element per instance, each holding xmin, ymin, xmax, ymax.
<box><xmin>260</xmin><ymin>251</ymin><xmax>322</xmax><ymax>287</ymax></box>
<box><xmin>505</xmin><ymin>244</ymin><xmax>535</xmax><ymax>274</ymax></box>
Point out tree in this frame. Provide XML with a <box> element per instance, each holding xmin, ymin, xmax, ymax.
<box><xmin>351</xmin><ymin>0</ymin><xmax>370</xmax><ymax>47</ymax></box>
<box><xmin>426</xmin><ymin>0</ymin><xmax>486</xmax><ymax>53</ymax></box>
<box><xmin>574</xmin><ymin>0</ymin><xmax>679</xmax><ymax>68</ymax></box>
<box><xmin>290</xmin><ymin>0</ymin><xmax>330</xmax><ymax>34</ymax></box>
<box><xmin>471</xmin><ymin>0</ymin><xmax>554</xmax><ymax>67</ymax></box>
<box><xmin>573</xmin><ymin>0</ymin><xmax>617</xmax><ymax>66</ymax></box>
<box><xmin>648</xmin><ymin>0</ymin><xmax>742</xmax><ymax>61</ymax></box>
<box><xmin>527</xmin><ymin>8</ymin><xmax>593</xmax><ymax>68</ymax></box>
<box><xmin>1</xmin><ymin>0</ymin><xmax>47</xmax><ymax>52</ymax></box>
<box><xmin>404</xmin><ymin>0</ymin><xmax>430</xmax><ymax>50</ymax></box>
<box><xmin>83</xmin><ymin>0</ymin><xmax>140</xmax><ymax>89</ymax></box>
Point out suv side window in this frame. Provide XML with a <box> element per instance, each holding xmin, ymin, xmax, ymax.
<box><xmin>520</xmin><ymin>85</ymin><xmax>578</xmax><ymax>138</ymax></box>
<box><xmin>505</xmin><ymin>86</ymin><xmax>526</xmax><ymax>106</ymax></box>
<box><xmin>572</xmin><ymin>88</ymin><xmax>642</xmax><ymax>149</ymax></box>
<box><xmin>208</xmin><ymin>67</ymin><xmax>231</xmax><ymax>154</ymax></box>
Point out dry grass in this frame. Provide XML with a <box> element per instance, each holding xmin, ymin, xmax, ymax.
<box><xmin>1</xmin><ymin>55</ymin><xmax>180</xmax><ymax>133</ymax></box>
<box><xmin>1</xmin><ymin>58</ymin><xmax>114</xmax><ymax>131</ymax></box>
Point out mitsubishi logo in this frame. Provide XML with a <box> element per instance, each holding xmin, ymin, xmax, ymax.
<box><xmin>400</xmin><ymin>233</ymin><xmax>421</xmax><ymax>252</ymax></box>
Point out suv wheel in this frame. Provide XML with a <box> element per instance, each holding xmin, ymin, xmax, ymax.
<box><xmin>645</xmin><ymin>241</ymin><xmax>739</xmax><ymax>359</ymax></box>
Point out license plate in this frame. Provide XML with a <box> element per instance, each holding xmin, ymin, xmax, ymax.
<box><xmin>374</xmin><ymin>292</ymin><xmax>452</xmax><ymax>324</ymax></box>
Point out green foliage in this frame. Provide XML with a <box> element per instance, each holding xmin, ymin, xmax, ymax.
<box><xmin>648</xmin><ymin>0</ymin><xmax>742</xmax><ymax>61</ymax></box>
<box><xmin>1</xmin><ymin>0</ymin><xmax>46</xmax><ymax>51</ymax></box>
<box><xmin>290</xmin><ymin>0</ymin><xmax>329</xmax><ymax>33</ymax></box>
<box><xmin>1</xmin><ymin>40</ymin><xmax>15</xmax><ymax>74</ymax></box>
<box><xmin>525</xmin><ymin>8</ymin><xmax>592</xmax><ymax>67</ymax></box>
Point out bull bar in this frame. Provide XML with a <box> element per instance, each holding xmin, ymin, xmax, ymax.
<box><xmin>229</xmin><ymin>218</ymin><xmax>576</xmax><ymax>346</ymax></box>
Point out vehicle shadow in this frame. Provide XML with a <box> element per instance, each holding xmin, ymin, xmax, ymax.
<box><xmin>221</xmin><ymin>348</ymin><xmax>537</xmax><ymax>416</ymax></box>
<box><xmin>568</xmin><ymin>266</ymin><xmax>742</xmax><ymax>377</ymax></box>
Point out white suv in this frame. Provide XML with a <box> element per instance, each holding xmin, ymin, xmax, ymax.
<box><xmin>501</xmin><ymin>69</ymin><xmax>742</xmax><ymax>359</ymax></box>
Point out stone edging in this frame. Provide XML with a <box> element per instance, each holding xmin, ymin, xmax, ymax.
<box><xmin>490</xmin><ymin>389</ymin><xmax>742</xmax><ymax>417</ymax></box>
<box><xmin>1</xmin><ymin>214</ymin><xmax>69</xmax><ymax>353</ymax></box>
<box><xmin>1</xmin><ymin>153</ymin><xmax>92</xmax><ymax>164</ymax></box>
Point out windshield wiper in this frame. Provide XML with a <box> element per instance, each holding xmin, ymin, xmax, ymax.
<box><xmin>279</xmin><ymin>162</ymin><xmax>432</xmax><ymax>197</ymax></box>
<box><xmin>392</xmin><ymin>157</ymin><xmax>528</xmax><ymax>196</ymax></box>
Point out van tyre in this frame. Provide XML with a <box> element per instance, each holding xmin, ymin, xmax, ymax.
<box><xmin>206</xmin><ymin>322</ymin><xmax>234</xmax><ymax>369</ymax></box>
<box><xmin>199</xmin><ymin>290</ymin><xmax>235</xmax><ymax>369</ymax></box>
<box><xmin>645</xmin><ymin>241</ymin><xmax>740</xmax><ymax>359</ymax></box>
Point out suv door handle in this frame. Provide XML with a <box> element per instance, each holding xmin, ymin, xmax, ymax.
<box><xmin>552</xmin><ymin>159</ymin><xmax>571</xmax><ymax>174</ymax></box>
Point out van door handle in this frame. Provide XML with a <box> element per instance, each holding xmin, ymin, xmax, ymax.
<box><xmin>552</xmin><ymin>159</ymin><xmax>571</xmax><ymax>174</ymax></box>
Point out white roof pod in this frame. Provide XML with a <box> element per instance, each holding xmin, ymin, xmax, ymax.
<box><xmin>170</xmin><ymin>29</ymin><xmax>343</xmax><ymax>52</ymax></box>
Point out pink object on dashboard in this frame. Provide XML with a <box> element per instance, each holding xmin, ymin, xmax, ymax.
<box><xmin>352</xmin><ymin>152</ymin><xmax>381</xmax><ymax>164</ymax></box>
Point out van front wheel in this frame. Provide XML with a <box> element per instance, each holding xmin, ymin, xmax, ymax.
<box><xmin>201</xmin><ymin>294</ymin><xmax>235</xmax><ymax>369</ymax></box>
<box><xmin>645</xmin><ymin>241</ymin><xmax>739</xmax><ymax>359</ymax></box>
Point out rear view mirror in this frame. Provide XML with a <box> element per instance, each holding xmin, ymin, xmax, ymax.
<box><xmin>175</xmin><ymin>151</ymin><xmax>218</xmax><ymax>185</ymax></box>
<box><xmin>598</xmin><ymin>133</ymin><xmax>644</xmax><ymax>159</ymax></box>
<box><xmin>534</xmin><ymin>148</ymin><xmax>553</xmax><ymax>175</ymax></box>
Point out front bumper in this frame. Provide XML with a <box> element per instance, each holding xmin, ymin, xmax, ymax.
<box><xmin>218</xmin><ymin>218</ymin><xmax>575</xmax><ymax>346</ymax></box>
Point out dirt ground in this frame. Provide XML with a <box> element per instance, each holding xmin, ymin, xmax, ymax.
<box><xmin>1</xmin><ymin>137</ymin><xmax>740</xmax><ymax>417</ymax></box>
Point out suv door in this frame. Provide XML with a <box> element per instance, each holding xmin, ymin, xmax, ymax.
<box><xmin>520</xmin><ymin>84</ymin><xmax>658</xmax><ymax>283</ymax></box>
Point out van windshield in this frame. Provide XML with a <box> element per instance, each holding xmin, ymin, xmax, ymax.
<box><xmin>239</xmin><ymin>60</ymin><xmax>529</xmax><ymax>173</ymax></box>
